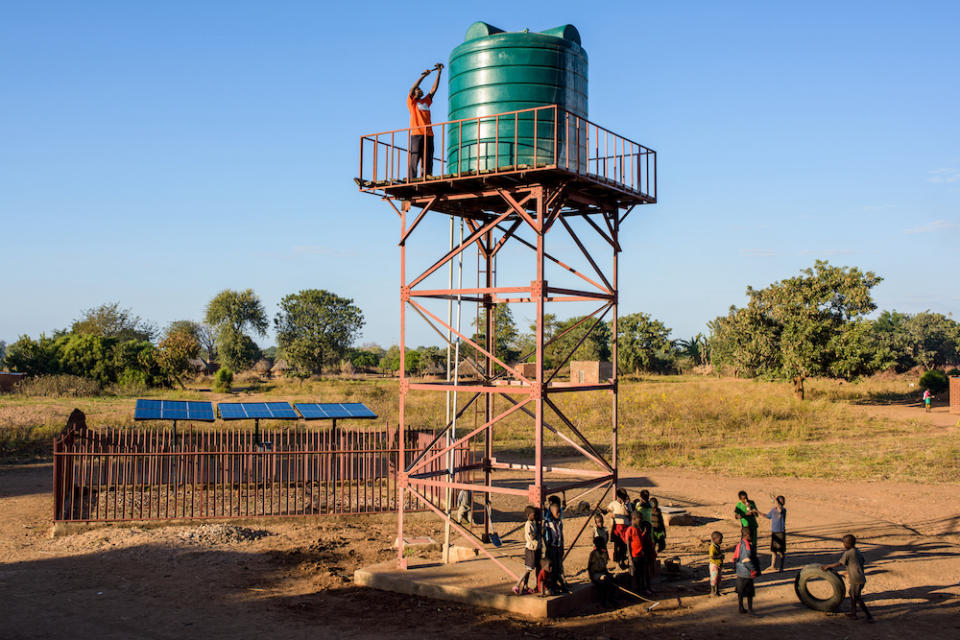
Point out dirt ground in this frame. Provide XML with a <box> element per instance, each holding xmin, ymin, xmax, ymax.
<box><xmin>2</xmin><ymin>461</ymin><xmax>959</xmax><ymax>640</ymax></box>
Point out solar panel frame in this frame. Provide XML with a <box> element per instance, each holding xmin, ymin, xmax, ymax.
<box><xmin>134</xmin><ymin>399</ymin><xmax>215</xmax><ymax>422</ymax></box>
<box><xmin>217</xmin><ymin>401</ymin><xmax>299</xmax><ymax>420</ymax></box>
<box><xmin>294</xmin><ymin>402</ymin><xmax>377</xmax><ymax>421</ymax></box>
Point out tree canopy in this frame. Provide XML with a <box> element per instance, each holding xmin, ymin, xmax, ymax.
<box><xmin>274</xmin><ymin>289</ymin><xmax>365</xmax><ymax>375</ymax></box>
<box><xmin>72</xmin><ymin>302</ymin><xmax>157</xmax><ymax>342</ymax></box>
<box><xmin>204</xmin><ymin>289</ymin><xmax>268</xmax><ymax>371</ymax></box>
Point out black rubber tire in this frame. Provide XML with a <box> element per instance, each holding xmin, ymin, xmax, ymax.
<box><xmin>794</xmin><ymin>564</ymin><xmax>845</xmax><ymax>612</ymax></box>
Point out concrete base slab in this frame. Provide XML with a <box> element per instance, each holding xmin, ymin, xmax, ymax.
<box><xmin>354</xmin><ymin>558</ymin><xmax>597</xmax><ymax>618</ymax></box>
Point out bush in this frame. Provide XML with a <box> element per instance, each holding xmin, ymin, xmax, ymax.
<box><xmin>947</xmin><ymin>368</ymin><xmax>960</xmax><ymax>378</ymax></box>
<box><xmin>213</xmin><ymin>367</ymin><xmax>233</xmax><ymax>393</ymax></box>
<box><xmin>14</xmin><ymin>374</ymin><xmax>101</xmax><ymax>397</ymax></box>
<box><xmin>919</xmin><ymin>369</ymin><xmax>949</xmax><ymax>394</ymax></box>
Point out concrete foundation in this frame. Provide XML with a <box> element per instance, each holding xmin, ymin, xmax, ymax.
<box><xmin>354</xmin><ymin>558</ymin><xmax>598</xmax><ymax>618</ymax></box>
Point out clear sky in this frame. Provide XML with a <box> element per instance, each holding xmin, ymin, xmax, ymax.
<box><xmin>3</xmin><ymin>1</ymin><xmax>958</xmax><ymax>348</ymax></box>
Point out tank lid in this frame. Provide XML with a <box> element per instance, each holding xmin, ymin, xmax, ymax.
<box><xmin>463</xmin><ymin>21</ymin><xmax>581</xmax><ymax>46</ymax></box>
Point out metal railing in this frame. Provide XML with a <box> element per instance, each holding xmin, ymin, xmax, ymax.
<box><xmin>53</xmin><ymin>425</ymin><xmax>473</xmax><ymax>522</ymax></box>
<box><xmin>358</xmin><ymin>105</ymin><xmax>656</xmax><ymax>200</ymax></box>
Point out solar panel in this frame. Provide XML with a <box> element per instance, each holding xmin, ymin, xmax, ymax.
<box><xmin>294</xmin><ymin>402</ymin><xmax>377</xmax><ymax>421</ymax></box>
<box><xmin>134</xmin><ymin>399</ymin><xmax>215</xmax><ymax>422</ymax></box>
<box><xmin>218</xmin><ymin>401</ymin><xmax>299</xmax><ymax>420</ymax></box>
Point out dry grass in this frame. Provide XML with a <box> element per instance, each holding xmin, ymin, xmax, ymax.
<box><xmin>2</xmin><ymin>374</ymin><xmax>956</xmax><ymax>483</ymax></box>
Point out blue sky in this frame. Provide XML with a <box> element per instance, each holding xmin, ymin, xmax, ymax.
<box><xmin>2</xmin><ymin>1</ymin><xmax>958</xmax><ymax>349</ymax></box>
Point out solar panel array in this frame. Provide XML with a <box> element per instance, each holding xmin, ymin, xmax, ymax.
<box><xmin>294</xmin><ymin>402</ymin><xmax>378</xmax><ymax>420</ymax></box>
<box><xmin>219</xmin><ymin>402</ymin><xmax>299</xmax><ymax>420</ymax></box>
<box><xmin>134</xmin><ymin>399</ymin><xmax>215</xmax><ymax>422</ymax></box>
<box><xmin>133</xmin><ymin>400</ymin><xmax>376</xmax><ymax>422</ymax></box>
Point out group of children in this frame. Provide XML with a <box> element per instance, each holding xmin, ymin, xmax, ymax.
<box><xmin>708</xmin><ymin>490</ymin><xmax>872</xmax><ymax>621</ymax></box>
<box><xmin>509</xmin><ymin>487</ymin><xmax>873</xmax><ymax>622</ymax></box>
<box><xmin>512</xmin><ymin>488</ymin><xmax>668</xmax><ymax>601</ymax></box>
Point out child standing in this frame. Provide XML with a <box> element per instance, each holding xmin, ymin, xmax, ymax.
<box><xmin>607</xmin><ymin>489</ymin><xmax>632</xmax><ymax>569</ymax></box>
<box><xmin>623</xmin><ymin>511</ymin><xmax>648</xmax><ymax>595</ymax></box>
<box><xmin>650</xmin><ymin>497</ymin><xmax>667</xmax><ymax>552</ymax></box>
<box><xmin>708</xmin><ymin>531</ymin><xmax>724</xmax><ymax>596</ymax></box>
<box><xmin>821</xmin><ymin>534</ymin><xmax>873</xmax><ymax>622</ymax></box>
<box><xmin>734</xmin><ymin>490</ymin><xmax>760</xmax><ymax>549</ymax></box>
<box><xmin>763</xmin><ymin>495</ymin><xmax>787</xmax><ymax>572</ymax></box>
<box><xmin>733</xmin><ymin>526</ymin><xmax>758</xmax><ymax>615</ymax></box>
<box><xmin>513</xmin><ymin>506</ymin><xmax>541</xmax><ymax>595</ymax></box>
<box><xmin>635</xmin><ymin>489</ymin><xmax>653</xmax><ymax>524</ymax></box>
<box><xmin>640</xmin><ymin>520</ymin><xmax>658</xmax><ymax>590</ymax></box>
<box><xmin>923</xmin><ymin>388</ymin><xmax>933</xmax><ymax>413</ymax></box>
<box><xmin>592</xmin><ymin>512</ymin><xmax>609</xmax><ymax>547</ymax></box>
<box><xmin>587</xmin><ymin>537</ymin><xmax>617</xmax><ymax>606</ymax></box>
<box><xmin>543</xmin><ymin>495</ymin><xmax>569</xmax><ymax>593</ymax></box>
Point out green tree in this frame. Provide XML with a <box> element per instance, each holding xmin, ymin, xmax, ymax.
<box><xmin>470</xmin><ymin>304</ymin><xmax>521</xmax><ymax>369</ymax></box>
<box><xmin>903</xmin><ymin>311</ymin><xmax>959</xmax><ymax>370</ymax></box>
<box><xmin>274</xmin><ymin>289</ymin><xmax>365</xmax><ymax>375</ymax></box>
<box><xmin>55</xmin><ymin>334</ymin><xmax>119</xmax><ymax>385</ymax></box>
<box><xmin>5</xmin><ymin>335</ymin><xmax>59</xmax><ymax>376</ymax></box>
<box><xmin>675</xmin><ymin>333</ymin><xmax>708</xmax><ymax>366</ymax></box>
<box><xmin>616</xmin><ymin>312</ymin><xmax>675</xmax><ymax>374</ymax></box>
<box><xmin>72</xmin><ymin>302</ymin><xmax>156</xmax><ymax>341</ymax></box>
<box><xmin>158</xmin><ymin>331</ymin><xmax>201</xmax><ymax>388</ymax></box>
<box><xmin>0</xmin><ymin>340</ymin><xmax>6</xmax><ymax>369</ymax></box>
<box><xmin>709</xmin><ymin>261</ymin><xmax>882</xmax><ymax>398</ymax></box>
<box><xmin>544</xmin><ymin>314</ymin><xmax>611</xmax><ymax>370</ymax></box>
<box><xmin>205</xmin><ymin>289</ymin><xmax>268</xmax><ymax>371</ymax></box>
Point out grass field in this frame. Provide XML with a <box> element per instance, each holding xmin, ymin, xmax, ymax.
<box><xmin>2</xmin><ymin>373</ymin><xmax>956</xmax><ymax>483</ymax></box>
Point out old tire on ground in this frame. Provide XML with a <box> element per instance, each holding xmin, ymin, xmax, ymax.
<box><xmin>794</xmin><ymin>564</ymin><xmax>845</xmax><ymax>612</ymax></box>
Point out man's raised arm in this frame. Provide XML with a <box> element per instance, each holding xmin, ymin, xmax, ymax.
<box><xmin>409</xmin><ymin>69</ymin><xmax>431</xmax><ymax>99</ymax></box>
<box><xmin>427</xmin><ymin>63</ymin><xmax>444</xmax><ymax>98</ymax></box>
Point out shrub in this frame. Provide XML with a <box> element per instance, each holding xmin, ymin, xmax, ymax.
<box><xmin>947</xmin><ymin>368</ymin><xmax>960</xmax><ymax>378</ymax></box>
<box><xmin>919</xmin><ymin>369</ymin><xmax>948</xmax><ymax>394</ymax></box>
<box><xmin>14</xmin><ymin>374</ymin><xmax>101</xmax><ymax>397</ymax></box>
<box><xmin>213</xmin><ymin>367</ymin><xmax>234</xmax><ymax>393</ymax></box>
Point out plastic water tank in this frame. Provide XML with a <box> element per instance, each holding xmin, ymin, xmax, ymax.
<box><xmin>446</xmin><ymin>22</ymin><xmax>588</xmax><ymax>173</ymax></box>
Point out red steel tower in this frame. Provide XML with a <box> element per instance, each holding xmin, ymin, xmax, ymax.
<box><xmin>357</xmin><ymin>105</ymin><xmax>656</xmax><ymax>579</ymax></box>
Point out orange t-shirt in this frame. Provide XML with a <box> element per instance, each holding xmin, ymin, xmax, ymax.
<box><xmin>407</xmin><ymin>95</ymin><xmax>433</xmax><ymax>136</ymax></box>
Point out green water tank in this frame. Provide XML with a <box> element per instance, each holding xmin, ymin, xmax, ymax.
<box><xmin>446</xmin><ymin>22</ymin><xmax>588</xmax><ymax>173</ymax></box>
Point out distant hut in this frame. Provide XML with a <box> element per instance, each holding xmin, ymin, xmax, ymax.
<box><xmin>254</xmin><ymin>358</ymin><xmax>273</xmax><ymax>378</ymax></box>
<box><xmin>187</xmin><ymin>357</ymin><xmax>215</xmax><ymax>375</ymax></box>
<box><xmin>271</xmin><ymin>359</ymin><xmax>291</xmax><ymax>379</ymax></box>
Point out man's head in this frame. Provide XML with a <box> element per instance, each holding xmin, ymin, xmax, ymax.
<box><xmin>842</xmin><ymin>534</ymin><xmax>857</xmax><ymax>549</ymax></box>
<box><xmin>776</xmin><ymin>495</ymin><xmax>785</xmax><ymax>506</ymax></box>
<box><xmin>738</xmin><ymin>490</ymin><xmax>748</xmax><ymax>501</ymax></box>
<box><xmin>640</xmin><ymin>489</ymin><xmax>650</xmax><ymax>501</ymax></box>
<box><xmin>412</xmin><ymin>87</ymin><xmax>423</xmax><ymax>100</ymax></box>
<box><xmin>711</xmin><ymin>531</ymin><xmax>723</xmax><ymax>544</ymax></box>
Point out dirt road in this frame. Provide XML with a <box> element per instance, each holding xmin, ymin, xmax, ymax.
<box><xmin>2</xmin><ymin>463</ymin><xmax>958</xmax><ymax>640</ymax></box>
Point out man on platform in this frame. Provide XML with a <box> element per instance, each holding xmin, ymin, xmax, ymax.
<box><xmin>407</xmin><ymin>63</ymin><xmax>443</xmax><ymax>179</ymax></box>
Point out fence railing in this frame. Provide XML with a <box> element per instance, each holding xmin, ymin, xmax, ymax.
<box><xmin>358</xmin><ymin>105</ymin><xmax>656</xmax><ymax>201</ymax></box>
<box><xmin>53</xmin><ymin>425</ymin><xmax>473</xmax><ymax>522</ymax></box>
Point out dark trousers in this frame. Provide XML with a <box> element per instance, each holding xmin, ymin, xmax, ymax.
<box><xmin>630</xmin><ymin>555</ymin><xmax>648</xmax><ymax>592</ymax></box>
<box><xmin>409</xmin><ymin>134</ymin><xmax>434</xmax><ymax>179</ymax></box>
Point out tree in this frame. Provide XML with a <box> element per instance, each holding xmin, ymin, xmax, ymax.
<box><xmin>675</xmin><ymin>333</ymin><xmax>708</xmax><ymax>366</ymax></box>
<box><xmin>470</xmin><ymin>304</ymin><xmax>521</xmax><ymax>369</ymax></box>
<box><xmin>616</xmin><ymin>312</ymin><xmax>675</xmax><ymax>374</ymax></box>
<box><xmin>72</xmin><ymin>302</ymin><xmax>156</xmax><ymax>341</ymax></box>
<box><xmin>545</xmin><ymin>314</ymin><xmax>611</xmax><ymax>370</ymax></box>
<box><xmin>903</xmin><ymin>311</ymin><xmax>959</xmax><ymax>370</ymax></box>
<box><xmin>5</xmin><ymin>335</ymin><xmax>59</xmax><ymax>376</ymax></box>
<box><xmin>205</xmin><ymin>289</ymin><xmax>268</xmax><ymax>371</ymax></box>
<box><xmin>274</xmin><ymin>289</ymin><xmax>365</xmax><ymax>376</ymax></box>
<box><xmin>708</xmin><ymin>261</ymin><xmax>882</xmax><ymax>398</ymax></box>
<box><xmin>0</xmin><ymin>340</ymin><xmax>6</xmax><ymax>369</ymax></box>
<box><xmin>158</xmin><ymin>331</ymin><xmax>201</xmax><ymax>388</ymax></box>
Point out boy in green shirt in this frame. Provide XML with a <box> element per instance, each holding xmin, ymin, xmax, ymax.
<box><xmin>734</xmin><ymin>490</ymin><xmax>759</xmax><ymax>549</ymax></box>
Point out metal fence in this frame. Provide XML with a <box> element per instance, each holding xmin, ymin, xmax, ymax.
<box><xmin>53</xmin><ymin>424</ymin><xmax>473</xmax><ymax>522</ymax></box>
